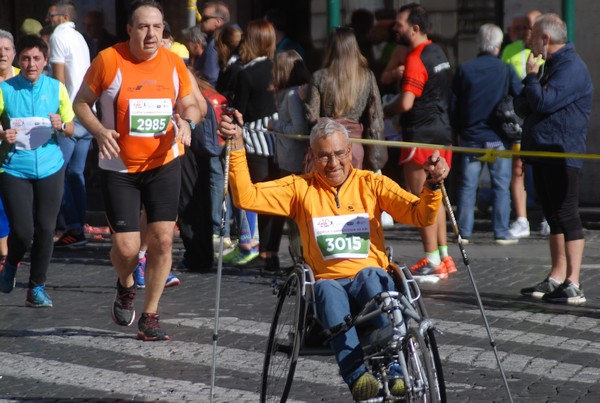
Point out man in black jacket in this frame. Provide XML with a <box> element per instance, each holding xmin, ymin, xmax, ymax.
<box><xmin>517</xmin><ymin>13</ymin><xmax>593</xmax><ymax>305</ymax></box>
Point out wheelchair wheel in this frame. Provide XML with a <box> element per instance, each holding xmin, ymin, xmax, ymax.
<box><xmin>404</xmin><ymin>269</ymin><xmax>446</xmax><ymax>402</ymax></box>
<box><xmin>403</xmin><ymin>328</ymin><xmax>440</xmax><ymax>403</ymax></box>
<box><xmin>260</xmin><ymin>268</ymin><xmax>307</xmax><ymax>402</ymax></box>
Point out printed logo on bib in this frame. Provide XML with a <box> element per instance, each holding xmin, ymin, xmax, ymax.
<box><xmin>11</xmin><ymin>117</ymin><xmax>52</xmax><ymax>150</ymax></box>
<box><xmin>129</xmin><ymin>98</ymin><xmax>172</xmax><ymax>137</ymax></box>
<box><xmin>313</xmin><ymin>214</ymin><xmax>370</xmax><ymax>260</ymax></box>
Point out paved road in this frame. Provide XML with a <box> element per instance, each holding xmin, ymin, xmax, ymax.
<box><xmin>1</xmin><ymin>221</ymin><xmax>600</xmax><ymax>402</ymax></box>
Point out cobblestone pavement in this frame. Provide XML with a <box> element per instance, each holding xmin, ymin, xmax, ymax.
<box><xmin>1</xmin><ymin>220</ymin><xmax>600</xmax><ymax>402</ymax></box>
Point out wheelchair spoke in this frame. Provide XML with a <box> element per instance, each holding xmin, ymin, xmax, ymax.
<box><xmin>261</xmin><ymin>269</ymin><xmax>306</xmax><ymax>403</ymax></box>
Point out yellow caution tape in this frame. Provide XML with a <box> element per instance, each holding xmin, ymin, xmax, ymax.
<box><xmin>269</xmin><ymin>131</ymin><xmax>600</xmax><ymax>162</ymax></box>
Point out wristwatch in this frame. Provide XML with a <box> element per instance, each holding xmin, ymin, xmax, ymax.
<box><xmin>185</xmin><ymin>119</ymin><xmax>196</xmax><ymax>131</ymax></box>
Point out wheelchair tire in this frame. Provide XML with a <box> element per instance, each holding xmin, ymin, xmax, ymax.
<box><xmin>260</xmin><ymin>268</ymin><xmax>307</xmax><ymax>403</ymax></box>
<box><xmin>405</xmin><ymin>270</ymin><xmax>446</xmax><ymax>403</ymax></box>
<box><xmin>403</xmin><ymin>328</ymin><xmax>440</xmax><ymax>403</ymax></box>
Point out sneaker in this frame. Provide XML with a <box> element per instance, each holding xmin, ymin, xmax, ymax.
<box><xmin>410</xmin><ymin>257</ymin><xmax>448</xmax><ymax>279</ymax></box>
<box><xmin>520</xmin><ymin>277</ymin><xmax>560</xmax><ymax>298</ymax></box>
<box><xmin>112</xmin><ymin>280</ymin><xmax>136</xmax><ymax>326</ymax></box>
<box><xmin>54</xmin><ymin>230</ymin><xmax>87</xmax><ymax>249</ymax></box>
<box><xmin>165</xmin><ymin>272</ymin><xmax>181</xmax><ymax>288</ymax></box>
<box><xmin>509</xmin><ymin>219</ymin><xmax>530</xmax><ymax>238</ymax></box>
<box><xmin>442</xmin><ymin>256</ymin><xmax>457</xmax><ymax>274</ymax></box>
<box><xmin>137</xmin><ymin>313</ymin><xmax>171</xmax><ymax>341</ymax></box>
<box><xmin>213</xmin><ymin>234</ymin><xmax>234</xmax><ymax>250</ymax></box>
<box><xmin>542</xmin><ymin>280</ymin><xmax>586</xmax><ymax>305</ymax></box>
<box><xmin>222</xmin><ymin>247</ymin><xmax>259</xmax><ymax>265</ymax></box>
<box><xmin>539</xmin><ymin>218</ymin><xmax>551</xmax><ymax>236</ymax></box>
<box><xmin>0</xmin><ymin>263</ymin><xmax>17</xmax><ymax>293</ymax></box>
<box><xmin>495</xmin><ymin>235</ymin><xmax>519</xmax><ymax>245</ymax></box>
<box><xmin>26</xmin><ymin>285</ymin><xmax>53</xmax><ymax>307</ymax></box>
<box><xmin>387</xmin><ymin>362</ymin><xmax>405</xmax><ymax>396</ymax></box>
<box><xmin>351</xmin><ymin>371</ymin><xmax>380</xmax><ymax>401</ymax></box>
<box><xmin>134</xmin><ymin>256</ymin><xmax>146</xmax><ymax>289</ymax></box>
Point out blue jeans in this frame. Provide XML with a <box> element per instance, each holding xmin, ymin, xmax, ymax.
<box><xmin>314</xmin><ymin>267</ymin><xmax>396</xmax><ymax>386</ymax></box>
<box><xmin>57</xmin><ymin>119</ymin><xmax>92</xmax><ymax>231</ymax></box>
<box><xmin>457</xmin><ymin>142</ymin><xmax>512</xmax><ymax>238</ymax></box>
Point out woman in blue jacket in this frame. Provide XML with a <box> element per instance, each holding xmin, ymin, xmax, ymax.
<box><xmin>0</xmin><ymin>35</ymin><xmax>74</xmax><ymax>307</ymax></box>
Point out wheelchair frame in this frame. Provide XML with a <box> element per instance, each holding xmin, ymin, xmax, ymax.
<box><xmin>260</xmin><ymin>260</ymin><xmax>446</xmax><ymax>402</ymax></box>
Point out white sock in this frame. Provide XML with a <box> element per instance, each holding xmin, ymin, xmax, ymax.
<box><xmin>138</xmin><ymin>250</ymin><xmax>146</xmax><ymax>260</ymax></box>
<box><xmin>516</xmin><ymin>217</ymin><xmax>528</xmax><ymax>224</ymax></box>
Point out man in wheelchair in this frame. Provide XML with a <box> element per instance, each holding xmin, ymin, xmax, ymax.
<box><xmin>220</xmin><ymin>115</ymin><xmax>449</xmax><ymax>401</ymax></box>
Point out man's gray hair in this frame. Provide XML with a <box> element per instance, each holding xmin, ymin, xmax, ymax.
<box><xmin>535</xmin><ymin>13</ymin><xmax>567</xmax><ymax>45</ymax></box>
<box><xmin>309</xmin><ymin>118</ymin><xmax>349</xmax><ymax>148</ymax></box>
<box><xmin>183</xmin><ymin>25</ymin><xmax>207</xmax><ymax>48</ymax></box>
<box><xmin>0</xmin><ymin>29</ymin><xmax>15</xmax><ymax>46</ymax></box>
<box><xmin>476</xmin><ymin>23</ymin><xmax>503</xmax><ymax>53</ymax></box>
<box><xmin>203</xmin><ymin>1</ymin><xmax>230</xmax><ymax>23</ymax></box>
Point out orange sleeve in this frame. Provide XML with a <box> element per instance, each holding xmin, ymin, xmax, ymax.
<box><xmin>172</xmin><ymin>53</ymin><xmax>192</xmax><ymax>100</ymax></box>
<box><xmin>401</xmin><ymin>51</ymin><xmax>428</xmax><ymax>97</ymax></box>
<box><xmin>84</xmin><ymin>47</ymin><xmax>118</xmax><ymax>96</ymax></box>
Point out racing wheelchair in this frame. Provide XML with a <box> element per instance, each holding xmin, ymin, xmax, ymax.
<box><xmin>259</xmin><ymin>255</ymin><xmax>446</xmax><ymax>403</ymax></box>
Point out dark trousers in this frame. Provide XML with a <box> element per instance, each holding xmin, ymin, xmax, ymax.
<box><xmin>177</xmin><ymin>148</ymin><xmax>214</xmax><ymax>270</ymax></box>
<box><xmin>531</xmin><ymin>162</ymin><xmax>583</xmax><ymax>241</ymax></box>
<box><xmin>0</xmin><ymin>167</ymin><xmax>64</xmax><ymax>287</ymax></box>
<box><xmin>246</xmin><ymin>153</ymin><xmax>285</xmax><ymax>254</ymax></box>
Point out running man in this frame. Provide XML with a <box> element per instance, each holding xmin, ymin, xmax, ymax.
<box><xmin>73</xmin><ymin>0</ymin><xmax>200</xmax><ymax>340</ymax></box>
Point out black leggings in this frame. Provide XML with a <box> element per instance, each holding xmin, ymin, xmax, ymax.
<box><xmin>532</xmin><ymin>163</ymin><xmax>583</xmax><ymax>241</ymax></box>
<box><xmin>0</xmin><ymin>167</ymin><xmax>65</xmax><ymax>287</ymax></box>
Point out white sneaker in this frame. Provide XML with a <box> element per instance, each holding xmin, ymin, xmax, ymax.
<box><xmin>509</xmin><ymin>219</ymin><xmax>530</xmax><ymax>238</ymax></box>
<box><xmin>381</xmin><ymin>211</ymin><xmax>394</xmax><ymax>228</ymax></box>
<box><xmin>539</xmin><ymin>218</ymin><xmax>551</xmax><ymax>236</ymax></box>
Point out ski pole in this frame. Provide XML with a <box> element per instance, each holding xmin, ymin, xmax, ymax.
<box><xmin>441</xmin><ymin>182</ymin><xmax>513</xmax><ymax>403</ymax></box>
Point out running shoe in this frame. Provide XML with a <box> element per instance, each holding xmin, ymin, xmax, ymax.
<box><xmin>137</xmin><ymin>313</ymin><xmax>170</xmax><ymax>341</ymax></box>
<box><xmin>112</xmin><ymin>280</ymin><xmax>136</xmax><ymax>326</ymax></box>
<box><xmin>410</xmin><ymin>257</ymin><xmax>448</xmax><ymax>279</ymax></box>
<box><xmin>0</xmin><ymin>263</ymin><xmax>17</xmax><ymax>293</ymax></box>
<box><xmin>539</xmin><ymin>218</ymin><xmax>551</xmax><ymax>236</ymax></box>
<box><xmin>26</xmin><ymin>285</ymin><xmax>53</xmax><ymax>307</ymax></box>
<box><xmin>222</xmin><ymin>247</ymin><xmax>259</xmax><ymax>265</ymax></box>
<box><xmin>54</xmin><ymin>230</ymin><xmax>87</xmax><ymax>249</ymax></box>
<box><xmin>509</xmin><ymin>219</ymin><xmax>530</xmax><ymax>238</ymax></box>
<box><xmin>542</xmin><ymin>280</ymin><xmax>586</xmax><ymax>305</ymax></box>
<box><xmin>520</xmin><ymin>277</ymin><xmax>560</xmax><ymax>298</ymax></box>
<box><xmin>495</xmin><ymin>235</ymin><xmax>519</xmax><ymax>245</ymax></box>
<box><xmin>442</xmin><ymin>255</ymin><xmax>457</xmax><ymax>274</ymax></box>
<box><xmin>165</xmin><ymin>272</ymin><xmax>181</xmax><ymax>288</ymax></box>
<box><xmin>134</xmin><ymin>256</ymin><xmax>146</xmax><ymax>289</ymax></box>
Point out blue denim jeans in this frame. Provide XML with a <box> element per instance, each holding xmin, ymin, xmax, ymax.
<box><xmin>314</xmin><ymin>267</ymin><xmax>396</xmax><ymax>386</ymax></box>
<box><xmin>457</xmin><ymin>141</ymin><xmax>512</xmax><ymax>238</ymax></box>
<box><xmin>57</xmin><ymin>119</ymin><xmax>92</xmax><ymax>231</ymax></box>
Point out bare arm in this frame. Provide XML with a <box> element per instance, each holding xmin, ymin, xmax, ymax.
<box><xmin>73</xmin><ymin>82</ymin><xmax>120</xmax><ymax>160</ymax></box>
<box><xmin>173</xmin><ymin>92</ymin><xmax>201</xmax><ymax>147</ymax></box>
<box><xmin>383</xmin><ymin>90</ymin><xmax>416</xmax><ymax>117</ymax></box>
<box><xmin>52</xmin><ymin>63</ymin><xmax>66</xmax><ymax>84</ymax></box>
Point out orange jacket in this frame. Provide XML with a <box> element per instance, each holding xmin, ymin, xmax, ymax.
<box><xmin>229</xmin><ymin>150</ymin><xmax>442</xmax><ymax>279</ymax></box>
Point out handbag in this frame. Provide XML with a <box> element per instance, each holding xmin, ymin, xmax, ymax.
<box><xmin>494</xmin><ymin>65</ymin><xmax>524</xmax><ymax>143</ymax></box>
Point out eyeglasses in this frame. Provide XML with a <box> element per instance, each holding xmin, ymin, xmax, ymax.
<box><xmin>202</xmin><ymin>15</ymin><xmax>221</xmax><ymax>21</ymax></box>
<box><xmin>316</xmin><ymin>148</ymin><xmax>351</xmax><ymax>164</ymax></box>
<box><xmin>46</xmin><ymin>13</ymin><xmax>62</xmax><ymax>18</ymax></box>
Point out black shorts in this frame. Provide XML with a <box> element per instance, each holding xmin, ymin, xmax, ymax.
<box><xmin>101</xmin><ymin>158</ymin><xmax>181</xmax><ymax>233</ymax></box>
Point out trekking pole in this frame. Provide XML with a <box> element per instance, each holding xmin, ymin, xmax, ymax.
<box><xmin>210</xmin><ymin>136</ymin><xmax>232</xmax><ymax>403</ymax></box>
<box><xmin>441</xmin><ymin>182</ymin><xmax>514</xmax><ymax>403</ymax></box>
